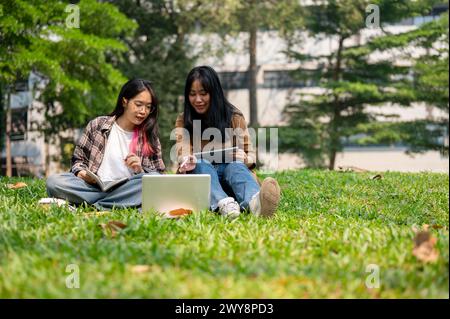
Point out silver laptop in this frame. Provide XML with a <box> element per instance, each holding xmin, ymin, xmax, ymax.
<box><xmin>142</xmin><ymin>174</ymin><xmax>211</xmax><ymax>214</ymax></box>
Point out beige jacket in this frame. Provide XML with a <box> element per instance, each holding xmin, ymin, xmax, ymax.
<box><xmin>174</xmin><ymin>109</ymin><xmax>257</xmax><ymax>171</ymax></box>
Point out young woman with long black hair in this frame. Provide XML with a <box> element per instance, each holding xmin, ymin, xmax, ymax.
<box><xmin>46</xmin><ymin>79</ymin><xmax>165</xmax><ymax>209</ymax></box>
<box><xmin>174</xmin><ymin>66</ymin><xmax>280</xmax><ymax>219</ymax></box>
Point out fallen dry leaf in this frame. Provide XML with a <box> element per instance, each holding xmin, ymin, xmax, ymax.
<box><xmin>168</xmin><ymin>208</ymin><xmax>193</xmax><ymax>218</ymax></box>
<box><xmin>412</xmin><ymin>230</ymin><xmax>439</xmax><ymax>263</ymax></box>
<box><xmin>98</xmin><ymin>220</ymin><xmax>127</xmax><ymax>237</ymax></box>
<box><xmin>128</xmin><ymin>264</ymin><xmax>163</xmax><ymax>275</ymax></box>
<box><xmin>7</xmin><ymin>182</ymin><xmax>28</xmax><ymax>189</ymax></box>
<box><xmin>130</xmin><ymin>265</ymin><xmax>151</xmax><ymax>274</ymax></box>
<box><xmin>109</xmin><ymin>220</ymin><xmax>126</xmax><ymax>228</ymax></box>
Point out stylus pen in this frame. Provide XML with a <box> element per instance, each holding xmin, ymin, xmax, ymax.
<box><xmin>180</xmin><ymin>157</ymin><xmax>189</xmax><ymax>169</ymax></box>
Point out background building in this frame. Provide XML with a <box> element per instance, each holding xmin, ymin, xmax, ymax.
<box><xmin>196</xmin><ymin>12</ymin><xmax>449</xmax><ymax>172</ymax></box>
<box><xmin>2</xmin><ymin>6</ymin><xmax>448</xmax><ymax>175</ymax></box>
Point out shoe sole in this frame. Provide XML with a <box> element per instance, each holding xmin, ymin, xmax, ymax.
<box><xmin>259</xmin><ymin>177</ymin><xmax>281</xmax><ymax>218</ymax></box>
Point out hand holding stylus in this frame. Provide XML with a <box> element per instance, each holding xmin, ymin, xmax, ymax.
<box><xmin>179</xmin><ymin>155</ymin><xmax>197</xmax><ymax>173</ymax></box>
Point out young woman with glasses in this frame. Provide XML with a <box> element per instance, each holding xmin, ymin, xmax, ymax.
<box><xmin>46</xmin><ymin>79</ymin><xmax>165</xmax><ymax>210</ymax></box>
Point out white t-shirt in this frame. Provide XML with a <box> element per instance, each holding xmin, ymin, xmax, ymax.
<box><xmin>97</xmin><ymin>122</ymin><xmax>134</xmax><ymax>182</ymax></box>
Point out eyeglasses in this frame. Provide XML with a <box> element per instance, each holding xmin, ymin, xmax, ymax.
<box><xmin>132</xmin><ymin>100</ymin><xmax>156</xmax><ymax>113</ymax></box>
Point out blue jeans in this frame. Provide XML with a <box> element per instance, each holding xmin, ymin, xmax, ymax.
<box><xmin>46</xmin><ymin>172</ymin><xmax>159</xmax><ymax>210</ymax></box>
<box><xmin>190</xmin><ymin>160</ymin><xmax>260</xmax><ymax>211</ymax></box>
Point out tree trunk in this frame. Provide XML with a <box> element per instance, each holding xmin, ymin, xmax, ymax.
<box><xmin>5</xmin><ymin>91</ymin><xmax>12</xmax><ymax>177</ymax></box>
<box><xmin>329</xmin><ymin>151</ymin><xmax>337</xmax><ymax>171</ymax></box>
<box><xmin>248</xmin><ymin>26</ymin><xmax>258</xmax><ymax>127</ymax></box>
<box><xmin>44</xmin><ymin>134</ymin><xmax>50</xmax><ymax>177</ymax></box>
<box><xmin>328</xmin><ymin>36</ymin><xmax>345</xmax><ymax>170</ymax></box>
<box><xmin>328</xmin><ymin>107</ymin><xmax>340</xmax><ymax>170</ymax></box>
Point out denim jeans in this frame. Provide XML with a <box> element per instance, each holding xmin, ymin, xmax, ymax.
<box><xmin>190</xmin><ymin>159</ymin><xmax>260</xmax><ymax>211</ymax></box>
<box><xmin>46</xmin><ymin>172</ymin><xmax>159</xmax><ymax>210</ymax></box>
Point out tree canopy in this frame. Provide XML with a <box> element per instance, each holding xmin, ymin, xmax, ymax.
<box><xmin>280</xmin><ymin>0</ymin><xmax>448</xmax><ymax>169</ymax></box>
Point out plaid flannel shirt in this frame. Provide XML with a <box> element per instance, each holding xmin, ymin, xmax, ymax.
<box><xmin>71</xmin><ymin>116</ymin><xmax>165</xmax><ymax>176</ymax></box>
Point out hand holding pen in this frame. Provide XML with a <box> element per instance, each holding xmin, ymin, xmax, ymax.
<box><xmin>178</xmin><ymin>155</ymin><xmax>197</xmax><ymax>173</ymax></box>
<box><xmin>124</xmin><ymin>153</ymin><xmax>144</xmax><ymax>173</ymax></box>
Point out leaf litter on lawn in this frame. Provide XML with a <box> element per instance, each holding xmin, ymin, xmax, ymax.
<box><xmin>98</xmin><ymin>220</ymin><xmax>127</xmax><ymax>238</ymax></box>
<box><xmin>412</xmin><ymin>225</ymin><xmax>440</xmax><ymax>263</ymax></box>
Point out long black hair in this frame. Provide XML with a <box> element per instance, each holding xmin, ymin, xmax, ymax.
<box><xmin>183</xmin><ymin>66</ymin><xmax>235</xmax><ymax>140</ymax></box>
<box><xmin>110</xmin><ymin>79</ymin><xmax>159</xmax><ymax>156</ymax></box>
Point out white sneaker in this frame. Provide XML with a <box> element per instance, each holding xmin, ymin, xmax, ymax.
<box><xmin>38</xmin><ymin>197</ymin><xmax>76</xmax><ymax>212</ymax></box>
<box><xmin>217</xmin><ymin>197</ymin><xmax>241</xmax><ymax>220</ymax></box>
<box><xmin>249</xmin><ymin>192</ymin><xmax>261</xmax><ymax>216</ymax></box>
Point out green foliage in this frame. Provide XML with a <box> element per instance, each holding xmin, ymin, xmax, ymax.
<box><xmin>108</xmin><ymin>0</ymin><xmax>199</xmax><ymax>167</ymax></box>
<box><xmin>352</xmin><ymin>120</ymin><xmax>449</xmax><ymax>156</ymax></box>
<box><xmin>281</xmin><ymin>0</ymin><xmax>448</xmax><ymax>169</ymax></box>
<box><xmin>412</xmin><ymin>14</ymin><xmax>449</xmax><ymax>111</ymax></box>
<box><xmin>190</xmin><ymin>0</ymin><xmax>304</xmax><ymax>127</ymax></box>
<box><xmin>106</xmin><ymin>0</ymin><xmax>303</xmax><ymax>166</ymax></box>
<box><xmin>0</xmin><ymin>170</ymin><xmax>448</xmax><ymax>297</ymax></box>
<box><xmin>156</xmin><ymin>0</ymin><xmax>303</xmax><ymax>37</ymax></box>
<box><xmin>0</xmin><ymin>84</ymin><xmax>4</xmax><ymax>151</ymax></box>
<box><xmin>0</xmin><ymin>0</ymin><xmax>136</xmax><ymax>150</ymax></box>
<box><xmin>212</xmin><ymin>0</ymin><xmax>304</xmax><ymax>35</ymax></box>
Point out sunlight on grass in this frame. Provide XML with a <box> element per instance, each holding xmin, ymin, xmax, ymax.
<box><xmin>0</xmin><ymin>170</ymin><xmax>448</xmax><ymax>298</ymax></box>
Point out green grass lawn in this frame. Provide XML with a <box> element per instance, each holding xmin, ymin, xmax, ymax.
<box><xmin>0</xmin><ymin>170</ymin><xmax>448</xmax><ymax>298</ymax></box>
